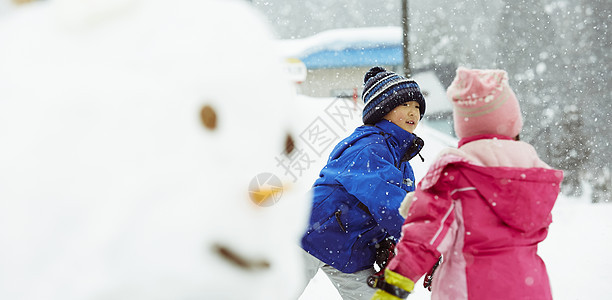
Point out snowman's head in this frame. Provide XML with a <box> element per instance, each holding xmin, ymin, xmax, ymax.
<box><xmin>0</xmin><ymin>0</ymin><xmax>308</xmax><ymax>299</ymax></box>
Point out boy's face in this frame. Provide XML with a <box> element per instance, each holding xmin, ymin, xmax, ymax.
<box><xmin>383</xmin><ymin>101</ymin><xmax>420</xmax><ymax>133</ymax></box>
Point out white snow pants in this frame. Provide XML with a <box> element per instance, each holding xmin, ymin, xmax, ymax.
<box><xmin>297</xmin><ymin>248</ymin><xmax>376</xmax><ymax>300</ymax></box>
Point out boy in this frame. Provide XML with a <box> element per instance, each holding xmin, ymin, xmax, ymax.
<box><xmin>299</xmin><ymin>66</ymin><xmax>426</xmax><ymax>299</ymax></box>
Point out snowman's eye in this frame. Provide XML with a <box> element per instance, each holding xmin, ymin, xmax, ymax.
<box><xmin>200</xmin><ymin>104</ymin><xmax>217</xmax><ymax>130</ymax></box>
<box><xmin>284</xmin><ymin>133</ymin><xmax>295</xmax><ymax>155</ymax></box>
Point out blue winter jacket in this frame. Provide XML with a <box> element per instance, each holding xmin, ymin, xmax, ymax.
<box><xmin>301</xmin><ymin>119</ymin><xmax>422</xmax><ymax>273</ymax></box>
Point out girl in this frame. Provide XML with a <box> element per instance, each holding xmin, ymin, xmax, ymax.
<box><xmin>372</xmin><ymin>68</ymin><xmax>564</xmax><ymax>300</ymax></box>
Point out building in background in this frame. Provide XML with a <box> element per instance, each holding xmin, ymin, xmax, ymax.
<box><xmin>278</xmin><ymin>26</ymin><xmax>456</xmax><ymax>136</ymax></box>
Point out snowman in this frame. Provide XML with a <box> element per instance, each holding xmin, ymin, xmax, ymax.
<box><xmin>0</xmin><ymin>0</ymin><xmax>309</xmax><ymax>299</ymax></box>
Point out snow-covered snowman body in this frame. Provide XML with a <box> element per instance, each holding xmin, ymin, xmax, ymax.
<box><xmin>0</xmin><ymin>0</ymin><xmax>307</xmax><ymax>299</ymax></box>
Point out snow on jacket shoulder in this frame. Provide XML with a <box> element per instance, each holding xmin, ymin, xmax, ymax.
<box><xmin>302</xmin><ymin>120</ymin><xmax>419</xmax><ymax>273</ymax></box>
<box><xmin>388</xmin><ymin>137</ymin><xmax>563</xmax><ymax>300</ymax></box>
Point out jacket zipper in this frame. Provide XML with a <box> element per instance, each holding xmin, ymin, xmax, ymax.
<box><xmin>335</xmin><ymin>211</ymin><xmax>347</xmax><ymax>232</ymax></box>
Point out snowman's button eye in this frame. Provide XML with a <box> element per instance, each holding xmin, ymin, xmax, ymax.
<box><xmin>200</xmin><ymin>105</ymin><xmax>217</xmax><ymax>130</ymax></box>
<box><xmin>284</xmin><ymin>133</ymin><xmax>295</xmax><ymax>155</ymax></box>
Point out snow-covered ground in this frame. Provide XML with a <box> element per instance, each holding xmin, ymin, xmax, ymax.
<box><xmin>293</xmin><ymin>97</ymin><xmax>612</xmax><ymax>300</ymax></box>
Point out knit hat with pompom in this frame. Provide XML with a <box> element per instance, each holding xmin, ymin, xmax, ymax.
<box><xmin>362</xmin><ymin>66</ymin><xmax>426</xmax><ymax>125</ymax></box>
<box><xmin>446</xmin><ymin>67</ymin><xmax>523</xmax><ymax>139</ymax></box>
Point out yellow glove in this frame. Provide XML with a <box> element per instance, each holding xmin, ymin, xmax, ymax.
<box><xmin>371</xmin><ymin>270</ymin><xmax>414</xmax><ymax>300</ymax></box>
<box><xmin>372</xmin><ymin>289</ymin><xmax>402</xmax><ymax>300</ymax></box>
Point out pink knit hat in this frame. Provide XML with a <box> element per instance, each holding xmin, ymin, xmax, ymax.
<box><xmin>447</xmin><ymin>67</ymin><xmax>523</xmax><ymax>139</ymax></box>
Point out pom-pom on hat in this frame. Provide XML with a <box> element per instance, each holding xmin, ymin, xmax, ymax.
<box><xmin>447</xmin><ymin>67</ymin><xmax>523</xmax><ymax>139</ymax></box>
<box><xmin>362</xmin><ymin>66</ymin><xmax>426</xmax><ymax>124</ymax></box>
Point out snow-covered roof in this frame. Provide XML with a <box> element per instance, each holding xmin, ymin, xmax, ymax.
<box><xmin>277</xmin><ymin>26</ymin><xmax>403</xmax><ymax>69</ymax></box>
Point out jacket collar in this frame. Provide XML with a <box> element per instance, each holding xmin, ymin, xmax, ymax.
<box><xmin>458</xmin><ymin>134</ymin><xmax>513</xmax><ymax>148</ymax></box>
<box><xmin>374</xmin><ymin>119</ymin><xmax>415</xmax><ymax>158</ymax></box>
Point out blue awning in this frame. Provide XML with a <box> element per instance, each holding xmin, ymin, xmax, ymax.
<box><xmin>299</xmin><ymin>45</ymin><xmax>403</xmax><ymax>69</ymax></box>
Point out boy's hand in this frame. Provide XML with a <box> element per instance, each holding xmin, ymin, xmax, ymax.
<box><xmin>375</xmin><ymin>238</ymin><xmax>396</xmax><ymax>270</ymax></box>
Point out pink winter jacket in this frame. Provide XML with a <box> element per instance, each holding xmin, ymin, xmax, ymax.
<box><xmin>387</xmin><ymin>135</ymin><xmax>564</xmax><ymax>300</ymax></box>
